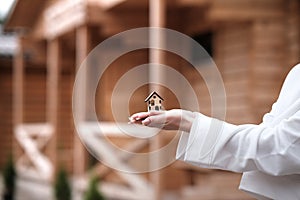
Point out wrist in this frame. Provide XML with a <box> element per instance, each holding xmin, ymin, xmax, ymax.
<box><xmin>180</xmin><ymin>110</ymin><xmax>196</xmax><ymax>132</ymax></box>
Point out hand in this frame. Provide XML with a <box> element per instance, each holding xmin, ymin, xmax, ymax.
<box><xmin>129</xmin><ymin>109</ymin><xmax>195</xmax><ymax>132</ymax></box>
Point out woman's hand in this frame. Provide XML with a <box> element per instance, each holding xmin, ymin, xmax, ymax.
<box><xmin>129</xmin><ymin>109</ymin><xmax>195</xmax><ymax>133</ymax></box>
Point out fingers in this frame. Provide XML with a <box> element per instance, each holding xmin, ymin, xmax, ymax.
<box><xmin>129</xmin><ymin>111</ymin><xmax>165</xmax><ymax>126</ymax></box>
<box><xmin>129</xmin><ymin>109</ymin><xmax>195</xmax><ymax>132</ymax></box>
<box><xmin>142</xmin><ymin>112</ymin><xmax>167</xmax><ymax>128</ymax></box>
<box><xmin>128</xmin><ymin>112</ymin><xmax>150</xmax><ymax>123</ymax></box>
<box><xmin>145</xmin><ymin>109</ymin><xmax>184</xmax><ymax>130</ymax></box>
<box><xmin>129</xmin><ymin>110</ymin><xmax>171</xmax><ymax>129</ymax></box>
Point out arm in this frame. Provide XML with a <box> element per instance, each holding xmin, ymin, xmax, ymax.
<box><xmin>177</xmin><ymin>110</ymin><xmax>300</xmax><ymax>176</ymax></box>
<box><xmin>130</xmin><ymin>107</ymin><xmax>300</xmax><ymax>176</ymax></box>
<box><xmin>129</xmin><ymin>64</ymin><xmax>300</xmax><ymax>176</ymax></box>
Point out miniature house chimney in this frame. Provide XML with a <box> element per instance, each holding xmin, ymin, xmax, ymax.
<box><xmin>144</xmin><ymin>91</ymin><xmax>164</xmax><ymax>111</ymax></box>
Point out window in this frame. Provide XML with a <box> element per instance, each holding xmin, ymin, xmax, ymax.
<box><xmin>191</xmin><ymin>31</ymin><xmax>213</xmax><ymax>64</ymax></box>
<box><xmin>150</xmin><ymin>100</ymin><xmax>155</xmax><ymax>106</ymax></box>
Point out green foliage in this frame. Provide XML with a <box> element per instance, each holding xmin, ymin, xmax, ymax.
<box><xmin>54</xmin><ymin>168</ymin><xmax>71</xmax><ymax>200</ymax></box>
<box><xmin>84</xmin><ymin>176</ymin><xmax>105</xmax><ymax>200</ymax></box>
<box><xmin>2</xmin><ymin>155</ymin><xmax>16</xmax><ymax>200</ymax></box>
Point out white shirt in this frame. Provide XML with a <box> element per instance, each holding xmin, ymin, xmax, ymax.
<box><xmin>176</xmin><ymin>64</ymin><xmax>300</xmax><ymax>199</ymax></box>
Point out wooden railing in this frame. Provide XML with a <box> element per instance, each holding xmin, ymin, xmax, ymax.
<box><xmin>14</xmin><ymin>123</ymin><xmax>54</xmax><ymax>181</ymax></box>
<box><xmin>74</xmin><ymin>122</ymin><xmax>153</xmax><ymax>200</ymax></box>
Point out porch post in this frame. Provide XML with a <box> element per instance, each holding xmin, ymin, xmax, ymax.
<box><xmin>13</xmin><ymin>37</ymin><xmax>24</xmax><ymax>126</ymax></box>
<box><xmin>46</xmin><ymin>38</ymin><xmax>60</xmax><ymax>179</ymax></box>
<box><xmin>13</xmin><ymin>37</ymin><xmax>24</xmax><ymax>158</ymax></box>
<box><xmin>74</xmin><ymin>25</ymin><xmax>90</xmax><ymax>176</ymax></box>
<box><xmin>149</xmin><ymin>0</ymin><xmax>166</xmax><ymax>199</ymax></box>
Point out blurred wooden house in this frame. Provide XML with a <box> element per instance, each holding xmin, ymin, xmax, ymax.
<box><xmin>3</xmin><ymin>0</ymin><xmax>300</xmax><ymax>199</ymax></box>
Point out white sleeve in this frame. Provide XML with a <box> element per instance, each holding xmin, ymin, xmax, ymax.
<box><xmin>263</xmin><ymin>64</ymin><xmax>300</xmax><ymax>124</ymax></box>
<box><xmin>176</xmin><ymin>64</ymin><xmax>300</xmax><ymax>176</ymax></box>
<box><xmin>176</xmin><ymin>110</ymin><xmax>300</xmax><ymax>176</ymax></box>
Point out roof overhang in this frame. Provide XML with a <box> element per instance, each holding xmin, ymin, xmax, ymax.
<box><xmin>4</xmin><ymin>0</ymin><xmax>46</xmax><ymax>32</ymax></box>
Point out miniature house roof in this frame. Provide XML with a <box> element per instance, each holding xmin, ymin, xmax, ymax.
<box><xmin>144</xmin><ymin>91</ymin><xmax>164</xmax><ymax>102</ymax></box>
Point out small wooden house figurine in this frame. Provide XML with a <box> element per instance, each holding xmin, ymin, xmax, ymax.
<box><xmin>145</xmin><ymin>91</ymin><xmax>164</xmax><ymax>111</ymax></box>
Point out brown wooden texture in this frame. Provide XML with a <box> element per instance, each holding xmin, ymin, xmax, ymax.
<box><xmin>213</xmin><ymin>22</ymin><xmax>254</xmax><ymax>124</ymax></box>
<box><xmin>0</xmin><ymin>66</ymin><xmax>13</xmax><ymax>167</ymax></box>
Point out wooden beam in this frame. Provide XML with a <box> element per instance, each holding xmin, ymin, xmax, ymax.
<box><xmin>30</xmin><ymin>13</ymin><xmax>46</xmax><ymax>40</ymax></box>
<box><xmin>44</xmin><ymin>0</ymin><xmax>86</xmax><ymax>39</ymax></box>
<box><xmin>44</xmin><ymin>0</ymin><xmax>147</xmax><ymax>39</ymax></box>
<box><xmin>4</xmin><ymin>0</ymin><xmax>46</xmax><ymax>31</ymax></box>
<box><xmin>15</xmin><ymin>123</ymin><xmax>54</xmax><ymax>181</ymax></box>
<box><xmin>73</xmin><ymin>25</ymin><xmax>91</xmax><ymax>176</ymax></box>
<box><xmin>209</xmin><ymin>0</ymin><xmax>285</xmax><ymax>21</ymax></box>
<box><xmin>13</xmin><ymin>36</ymin><xmax>24</xmax><ymax>163</ymax></box>
<box><xmin>90</xmin><ymin>138</ymin><xmax>148</xmax><ymax>178</ymax></box>
<box><xmin>83</xmin><ymin>130</ymin><xmax>152</xmax><ymax>197</ymax></box>
<box><xmin>13</xmin><ymin>37</ymin><xmax>24</xmax><ymax>126</ymax></box>
<box><xmin>149</xmin><ymin>1</ymin><xmax>166</xmax><ymax>199</ymax></box>
<box><xmin>75</xmin><ymin>25</ymin><xmax>91</xmax><ymax>125</ymax></box>
<box><xmin>149</xmin><ymin>0</ymin><xmax>166</xmax><ymax>92</ymax></box>
<box><xmin>46</xmin><ymin>38</ymin><xmax>60</xmax><ymax>179</ymax></box>
<box><xmin>47</xmin><ymin>39</ymin><xmax>60</xmax><ymax>129</ymax></box>
<box><xmin>88</xmin><ymin>9</ymin><xmax>148</xmax><ymax>36</ymax></box>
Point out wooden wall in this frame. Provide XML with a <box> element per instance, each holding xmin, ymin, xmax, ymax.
<box><xmin>250</xmin><ymin>19</ymin><xmax>288</xmax><ymax>121</ymax></box>
<box><xmin>214</xmin><ymin>12</ymin><xmax>299</xmax><ymax>125</ymax></box>
<box><xmin>96</xmin><ymin>49</ymin><xmax>149</xmax><ymax>121</ymax></box>
<box><xmin>214</xmin><ymin>22</ymin><xmax>253</xmax><ymax>124</ymax></box>
<box><xmin>287</xmin><ymin>0</ymin><xmax>300</xmax><ymax>68</ymax></box>
<box><xmin>23</xmin><ymin>67</ymin><xmax>47</xmax><ymax>123</ymax></box>
<box><xmin>0</xmin><ymin>63</ymin><xmax>13</xmax><ymax>168</ymax></box>
<box><xmin>56</xmin><ymin>72</ymin><xmax>74</xmax><ymax>172</ymax></box>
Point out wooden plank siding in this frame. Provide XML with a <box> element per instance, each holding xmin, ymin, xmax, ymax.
<box><xmin>250</xmin><ymin>19</ymin><xmax>289</xmax><ymax>123</ymax></box>
<box><xmin>287</xmin><ymin>0</ymin><xmax>300</xmax><ymax>68</ymax></box>
<box><xmin>57</xmin><ymin>72</ymin><xmax>74</xmax><ymax>173</ymax></box>
<box><xmin>23</xmin><ymin>68</ymin><xmax>47</xmax><ymax>123</ymax></box>
<box><xmin>96</xmin><ymin>49</ymin><xmax>149</xmax><ymax>122</ymax></box>
<box><xmin>0</xmin><ymin>66</ymin><xmax>13</xmax><ymax>167</ymax></box>
<box><xmin>214</xmin><ymin>22</ymin><xmax>254</xmax><ymax>124</ymax></box>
